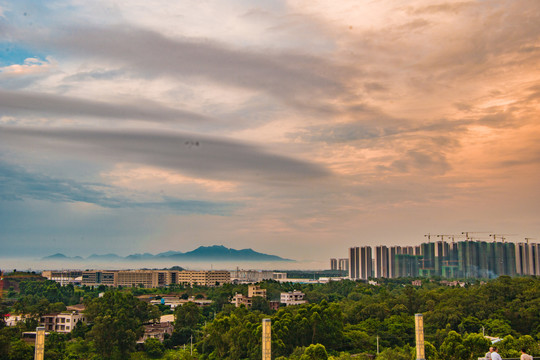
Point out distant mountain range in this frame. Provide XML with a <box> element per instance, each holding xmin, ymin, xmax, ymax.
<box><xmin>42</xmin><ymin>245</ymin><xmax>294</xmax><ymax>262</ymax></box>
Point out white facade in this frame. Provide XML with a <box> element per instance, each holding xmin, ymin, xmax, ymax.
<box><xmin>40</xmin><ymin>312</ymin><xmax>86</xmax><ymax>333</ymax></box>
<box><xmin>280</xmin><ymin>291</ymin><xmax>307</xmax><ymax>306</ymax></box>
<box><xmin>41</xmin><ymin>271</ymin><xmax>82</xmax><ymax>286</ymax></box>
<box><xmin>230</xmin><ymin>269</ymin><xmax>274</xmax><ymax>283</ymax></box>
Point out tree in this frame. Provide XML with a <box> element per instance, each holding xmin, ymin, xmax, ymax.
<box><xmin>440</xmin><ymin>331</ymin><xmax>468</xmax><ymax>360</ymax></box>
<box><xmin>252</xmin><ymin>296</ymin><xmax>271</xmax><ymax>314</ymax></box>
<box><xmin>45</xmin><ymin>331</ymin><xmax>69</xmax><ymax>357</ymax></box>
<box><xmin>462</xmin><ymin>333</ymin><xmax>490</xmax><ymax>360</ymax></box>
<box><xmin>0</xmin><ymin>327</ymin><xmax>19</xmax><ymax>359</ymax></box>
<box><xmin>517</xmin><ymin>335</ymin><xmax>540</xmax><ymax>356</ymax></box>
<box><xmin>424</xmin><ymin>341</ymin><xmax>440</xmax><ymax>360</ymax></box>
<box><xmin>485</xmin><ymin>318</ymin><xmax>513</xmax><ymax>337</ymax></box>
<box><xmin>70</xmin><ymin>319</ymin><xmax>89</xmax><ymax>339</ymax></box>
<box><xmin>86</xmin><ymin>291</ymin><xmax>151</xmax><ymax>359</ymax></box>
<box><xmin>375</xmin><ymin>347</ymin><xmax>411</xmax><ymax>360</ymax></box>
<box><xmin>175</xmin><ymin>302</ymin><xmax>202</xmax><ymax>329</ymax></box>
<box><xmin>145</xmin><ymin>337</ymin><xmax>165</xmax><ymax>358</ymax></box>
<box><xmin>300</xmin><ymin>343</ymin><xmax>328</xmax><ymax>360</ymax></box>
<box><xmin>0</xmin><ymin>303</ymin><xmax>7</xmax><ymax>329</ymax></box>
<box><xmin>8</xmin><ymin>339</ymin><xmax>33</xmax><ymax>360</ymax></box>
<box><xmin>64</xmin><ymin>338</ymin><xmax>92</xmax><ymax>360</ymax></box>
<box><xmin>172</xmin><ymin>302</ymin><xmax>202</xmax><ymax>345</ymax></box>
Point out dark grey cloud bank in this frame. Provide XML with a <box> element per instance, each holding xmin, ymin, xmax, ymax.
<box><xmin>19</xmin><ymin>25</ymin><xmax>352</xmax><ymax>105</ymax></box>
<box><xmin>0</xmin><ymin>89</ymin><xmax>211</xmax><ymax>124</ymax></box>
<box><xmin>0</xmin><ymin>126</ymin><xmax>330</xmax><ymax>184</ymax></box>
<box><xmin>0</xmin><ymin>160</ymin><xmax>236</xmax><ymax>214</ymax></box>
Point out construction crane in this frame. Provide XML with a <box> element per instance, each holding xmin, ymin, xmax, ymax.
<box><xmin>489</xmin><ymin>234</ymin><xmax>517</xmax><ymax>243</ymax></box>
<box><xmin>436</xmin><ymin>234</ymin><xmax>456</xmax><ymax>243</ymax></box>
<box><xmin>461</xmin><ymin>231</ymin><xmax>490</xmax><ymax>241</ymax></box>
<box><xmin>424</xmin><ymin>233</ymin><xmax>433</xmax><ymax>242</ymax></box>
<box><xmin>524</xmin><ymin>237</ymin><xmax>536</xmax><ymax>244</ymax></box>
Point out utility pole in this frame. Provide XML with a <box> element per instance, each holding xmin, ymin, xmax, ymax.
<box><xmin>376</xmin><ymin>335</ymin><xmax>379</xmax><ymax>355</ymax></box>
<box><xmin>190</xmin><ymin>335</ymin><xmax>193</xmax><ymax>355</ymax></box>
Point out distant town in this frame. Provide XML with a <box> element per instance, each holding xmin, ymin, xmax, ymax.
<box><xmin>1</xmin><ymin>243</ymin><xmax>539</xmax><ymax>359</ymax></box>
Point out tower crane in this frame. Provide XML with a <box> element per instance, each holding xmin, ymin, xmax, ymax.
<box><xmin>489</xmin><ymin>234</ymin><xmax>517</xmax><ymax>243</ymax></box>
<box><xmin>524</xmin><ymin>237</ymin><xmax>536</xmax><ymax>244</ymax></box>
<box><xmin>461</xmin><ymin>231</ymin><xmax>490</xmax><ymax>241</ymax></box>
<box><xmin>436</xmin><ymin>234</ymin><xmax>456</xmax><ymax>242</ymax></box>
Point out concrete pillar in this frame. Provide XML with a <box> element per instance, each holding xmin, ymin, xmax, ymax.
<box><xmin>415</xmin><ymin>314</ymin><xmax>425</xmax><ymax>360</ymax></box>
<box><xmin>35</xmin><ymin>327</ymin><xmax>45</xmax><ymax>360</ymax></box>
<box><xmin>262</xmin><ymin>318</ymin><xmax>271</xmax><ymax>360</ymax></box>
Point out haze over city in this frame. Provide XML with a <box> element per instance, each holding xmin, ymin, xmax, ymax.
<box><xmin>1</xmin><ymin>0</ymin><xmax>540</xmax><ymax>266</ymax></box>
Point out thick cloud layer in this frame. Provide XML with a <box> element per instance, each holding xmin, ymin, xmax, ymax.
<box><xmin>1</xmin><ymin>0</ymin><xmax>539</xmax><ymax>260</ymax></box>
<box><xmin>0</xmin><ymin>126</ymin><xmax>330</xmax><ymax>183</ymax></box>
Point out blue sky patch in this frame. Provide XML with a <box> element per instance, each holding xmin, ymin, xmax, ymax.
<box><xmin>0</xmin><ymin>42</ymin><xmax>45</xmax><ymax>67</ymax></box>
<box><xmin>0</xmin><ymin>160</ymin><xmax>239</xmax><ymax>216</ymax></box>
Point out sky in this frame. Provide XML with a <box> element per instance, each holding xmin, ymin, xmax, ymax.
<box><xmin>1</xmin><ymin>0</ymin><xmax>540</xmax><ymax>266</ymax></box>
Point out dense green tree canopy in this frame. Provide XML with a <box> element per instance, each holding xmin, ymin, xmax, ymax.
<box><xmin>1</xmin><ymin>275</ymin><xmax>539</xmax><ymax>359</ymax></box>
<box><xmin>85</xmin><ymin>291</ymin><xmax>153</xmax><ymax>359</ymax></box>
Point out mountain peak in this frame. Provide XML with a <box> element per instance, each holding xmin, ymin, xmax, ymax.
<box><xmin>42</xmin><ymin>245</ymin><xmax>293</xmax><ymax>262</ymax></box>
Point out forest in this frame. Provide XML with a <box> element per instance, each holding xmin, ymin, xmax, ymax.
<box><xmin>0</xmin><ymin>274</ymin><xmax>539</xmax><ymax>359</ymax></box>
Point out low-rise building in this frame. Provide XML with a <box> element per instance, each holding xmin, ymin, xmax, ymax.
<box><xmin>269</xmin><ymin>301</ymin><xmax>281</xmax><ymax>311</ymax></box>
<box><xmin>5</xmin><ymin>314</ymin><xmax>27</xmax><ymax>327</ymax></box>
<box><xmin>231</xmin><ymin>293</ymin><xmax>252</xmax><ymax>308</ymax></box>
<box><xmin>230</xmin><ymin>269</ymin><xmax>274</xmax><ymax>283</ymax></box>
<box><xmin>273</xmin><ymin>272</ymin><xmax>288</xmax><ymax>281</ymax></box>
<box><xmin>41</xmin><ymin>270</ymin><xmax>83</xmax><ymax>286</ymax></box>
<box><xmin>63</xmin><ymin>269</ymin><xmax>231</xmax><ymax>288</ymax></box>
<box><xmin>83</xmin><ymin>270</ymin><xmax>179</xmax><ymax>288</ymax></box>
<box><xmin>177</xmin><ymin>270</ymin><xmax>230</xmax><ymax>286</ymax></box>
<box><xmin>139</xmin><ymin>322</ymin><xmax>174</xmax><ymax>343</ymax></box>
<box><xmin>82</xmin><ymin>270</ymin><xmax>118</xmax><ymax>287</ymax></box>
<box><xmin>248</xmin><ymin>285</ymin><xmax>266</xmax><ymax>298</ymax></box>
<box><xmin>150</xmin><ymin>296</ymin><xmax>212</xmax><ymax>309</ymax></box>
<box><xmin>40</xmin><ymin>311</ymin><xmax>87</xmax><ymax>333</ymax></box>
<box><xmin>231</xmin><ymin>285</ymin><xmax>268</xmax><ymax>308</ymax></box>
<box><xmin>280</xmin><ymin>290</ymin><xmax>307</xmax><ymax>306</ymax></box>
<box><xmin>117</xmin><ymin>270</ymin><xmax>154</xmax><ymax>288</ymax></box>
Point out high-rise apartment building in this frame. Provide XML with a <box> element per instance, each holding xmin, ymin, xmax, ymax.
<box><xmin>349</xmin><ymin>246</ymin><xmax>372</xmax><ymax>280</ymax></box>
<box><xmin>389</xmin><ymin>246</ymin><xmax>402</xmax><ymax>278</ymax></box>
<box><xmin>338</xmin><ymin>258</ymin><xmax>349</xmax><ymax>272</ymax></box>
<box><xmin>375</xmin><ymin>246</ymin><xmax>389</xmax><ymax>278</ymax></box>
<box><xmin>394</xmin><ymin>254</ymin><xmax>420</xmax><ymax>277</ymax></box>
<box><xmin>516</xmin><ymin>242</ymin><xmax>540</xmax><ymax>276</ymax></box>
<box><xmin>347</xmin><ymin>238</ymin><xmax>533</xmax><ymax>280</ymax></box>
<box><xmin>330</xmin><ymin>258</ymin><xmax>338</xmax><ymax>271</ymax></box>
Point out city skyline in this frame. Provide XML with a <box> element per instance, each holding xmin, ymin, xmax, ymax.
<box><xmin>1</xmin><ymin>1</ymin><xmax>540</xmax><ymax>264</ymax></box>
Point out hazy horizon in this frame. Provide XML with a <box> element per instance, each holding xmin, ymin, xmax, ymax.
<box><xmin>0</xmin><ymin>256</ymin><xmax>329</xmax><ymax>273</ymax></box>
<box><xmin>1</xmin><ymin>1</ymin><xmax>539</xmax><ymax>263</ymax></box>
